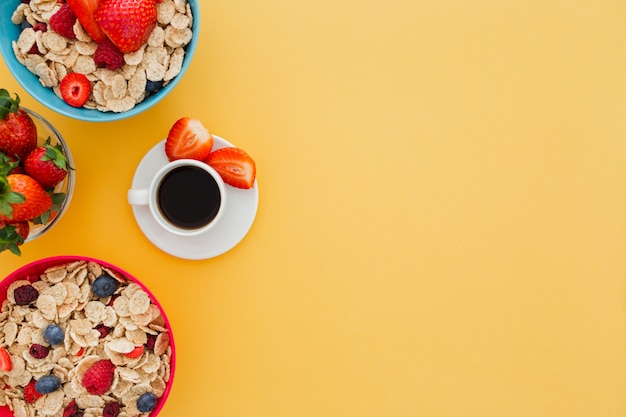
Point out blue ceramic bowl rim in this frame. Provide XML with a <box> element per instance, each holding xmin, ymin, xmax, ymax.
<box><xmin>0</xmin><ymin>0</ymin><xmax>199</xmax><ymax>123</ymax></box>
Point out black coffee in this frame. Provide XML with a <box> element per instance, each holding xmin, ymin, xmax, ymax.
<box><xmin>157</xmin><ymin>166</ymin><xmax>221</xmax><ymax>230</ymax></box>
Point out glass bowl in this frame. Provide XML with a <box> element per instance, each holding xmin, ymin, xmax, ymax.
<box><xmin>21</xmin><ymin>107</ymin><xmax>75</xmax><ymax>243</ymax></box>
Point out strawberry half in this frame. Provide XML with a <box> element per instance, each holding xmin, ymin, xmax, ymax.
<box><xmin>66</xmin><ymin>0</ymin><xmax>106</xmax><ymax>43</ymax></box>
<box><xmin>0</xmin><ymin>89</ymin><xmax>38</xmax><ymax>162</ymax></box>
<box><xmin>165</xmin><ymin>117</ymin><xmax>213</xmax><ymax>161</ymax></box>
<box><xmin>205</xmin><ymin>147</ymin><xmax>257</xmax><ymax>189</ymax></box>
<box><xmin>95</xmin><ymin>0</ymin><xmax>157</xmax><ymax>53</ymax></box>
<box><xmin>60</xmin><ymin>73</ymin><xmax>91</xmax><ymax>108</ymax></box>
<box><xmin>0</xmin><ymin>347</ymin><xmax>12</xmax><ymax>372</ymax></box>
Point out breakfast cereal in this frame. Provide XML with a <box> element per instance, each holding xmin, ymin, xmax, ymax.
<box><xmin>0</xmin><ymin>260</ymin><xmax>172</xmax><ymax>417</ymax></box>
<box><xmin>10</xmin><ymin>0</ymin><xmax>194</xmax><ymax>113</ymax></box>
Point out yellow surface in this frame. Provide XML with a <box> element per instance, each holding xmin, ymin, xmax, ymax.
<box><xmin>2</xmin><ymin>0</ymin><xmax>626</xmax><ymax>416</ymax></box>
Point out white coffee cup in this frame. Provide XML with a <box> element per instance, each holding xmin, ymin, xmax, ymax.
<box><xmin>127</xmin><ymin>159</ymin><xmax>226</xmax><ymax>236</ymax></box>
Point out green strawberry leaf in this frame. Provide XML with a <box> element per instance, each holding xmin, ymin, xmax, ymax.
<box><xmin>41</xmin><ymin>137</ymin><xmax>72</xmax><ymax>171</ymax></box>
<box><xmin>33</xmin><ymin>210</ymin><xmax>49</xmax><ymax>225</ymax></box>
<box><xmin>7</xmin><ymin>244</ymin><xmax>21</xmax><ymax>256</ymax></box>
<box><xmin>0</xmin><ymin>201</ymin><xmax>12</xmax><ymax>219</ymax></box>
<box><xmin>0</xmin><ymin>224</ymin><xmax>23</xmax><ymax>256</ymax></box>
<box><xmin>0</xmin><ymin>89</ymin><xmax>19</xmax><ymax>119</ymax></box>
<box><xmin>0</xmin><ymin>152</ymin><xmax>19</xmax><ymax>177</ymax></box>
<box><xmin>51</xmin><ymin>192</ymin><xmax>66</xmax><ymax>208</ymax></box>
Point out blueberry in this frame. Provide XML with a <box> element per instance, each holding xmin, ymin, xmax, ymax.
<box><xmin>92</xmin><ymin>274</ymin><xmax>119</xmax><ymax>298</ymax></box>
<box><xmin>145</xmin><ymin>80</ymin><xmax>163</xmax><ymax>93</ymax></box>
<box><xmin>136</xmin><ymin>392</ymin><xmax>157</xmax><ymax>413</ymax></box>
<box><xmin>20</xmin><ymin>20</ymin><xmax>32</xmax><ymax>31</ymax></box>
<box><xmin>35</xmin><ymin>375</ymin><xmax>61</xmax><ymax>394</ymax></box>
<box><xmin>42</xmin><ymin>324</ymin><xmax>64</xmax><ymax>346</ymax></box>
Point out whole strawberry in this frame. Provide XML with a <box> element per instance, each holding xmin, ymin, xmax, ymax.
<box><xmin>95</xmin><ymin>0</ymin><xmax>157</xmax><ymax>53</ymax></box>
<box><xmin>24</xmin><ymin>138</ymin><xmax>72</xmax><ymax>188</ymax></box>
<box><xmin>82</xmin><ymin>359</ymin><xmax>115</xmax><ymax>395</ymax></box>
<box><xmin>0</xmin><ymin>89</ymin><xmax>38</xmax><ymax>162</ymax></box>
<box><xmin>0</xmin><ymin>174</ymin><xmax>52</xmax><ymax>222</ymax></box>
<box><xmin>0</xmin><ymin>220</ymin><xmax>29</xmax><ymax>256</ymax></box>
<box><xmin>0</xmin><ymin>151</ymin><xmax>22</xmax><ymax>175</ymax></box>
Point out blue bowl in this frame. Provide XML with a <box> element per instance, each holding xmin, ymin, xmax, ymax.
<box><xmin>0</xmin><ymin>0</ymin><xmax>199</xmax><ymax>122</ymax></box>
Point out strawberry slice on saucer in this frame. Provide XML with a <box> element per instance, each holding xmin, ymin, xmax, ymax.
<box><xmin>165</xmin><ymin>117</ymin><xmax>213</xmax><ymax>161</ymax></box>
<box><xmin>59</xmin><ymin>73</ymin><xmax>91</xmax><ymax>108</ymax></box>
<box><xmin>66</xmin><ymin>0</ymin><xmax>107</xmax><ymax>43</ymax></box>
<box><xmin>205</xmin><ymin>147</ymin><xmax>256</xmax><ymax>189</ymax></box>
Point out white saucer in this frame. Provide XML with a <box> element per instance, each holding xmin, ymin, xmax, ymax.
<box><xmin>129</xmin><ymin>136</ymin><xmax>259</xmax><ymax>260</ymax></box>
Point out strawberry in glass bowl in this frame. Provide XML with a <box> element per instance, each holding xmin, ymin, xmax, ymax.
<box><xmin>0</xmin><ymin>89</ymin><xmax>74</xmax><ymax>255</ymax></box>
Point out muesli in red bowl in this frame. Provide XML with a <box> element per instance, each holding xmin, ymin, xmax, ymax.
<box><xmin>0</xmin><ymin>256</ymin><xmax>175</xmax><ymax>417</ymax></box>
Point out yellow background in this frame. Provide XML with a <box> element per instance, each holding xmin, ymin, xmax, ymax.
<box><xmin>2</xmin><ymin>0</ymin><xmax>626</xmax><ymax>415</ymax></box>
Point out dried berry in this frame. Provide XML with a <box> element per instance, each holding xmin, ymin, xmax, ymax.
<box><xmin>13</xmin><ymin>284</ymin><xmax>39</xmax><ymax>305</ymax></box>
<box><xmin>107</xmin><ymin>293</ymin><xmax>120</xmax><ymax>306</ymax></box>
<box><xmin>32</xmin><ymin>22</ymin><xmax>46</xmax><ymax>32</ymax></box>
<box><xmin>145</xmin><ymin>334</ymin><xmax>157</xmax><ymax>351</ymax></box>
<box><xmin>29</xmin><ymin>343</ymin><xmax>49</xmax><ymax>359</ymax></box>
<box><xmin>63</xmin><ymin>400</ymin><xmax>79</xmax><ymax>417</ymax></box>
<box><xmin>95</xmin><ymin>323</ymin><xmax>111</xmax><ymax>338</ymax></box>
<box><xmin>103</xmin><ymin>402</ymin><xmax>121</xmax><ymax>417</ymax></box>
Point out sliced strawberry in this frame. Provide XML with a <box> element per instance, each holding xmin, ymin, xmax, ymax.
<box><xmin>124</xmin><ymin>345</ymin><xmax>144</xmax><ymax>359</ymax></box>
<box><xmin>24</xmin><ymin>379</ymin><xmax>43</xmax><ymax>403</ymax></box>
<box><xmin>205</xmin><ymin>147</ymin><xmax>256</xmax><ymax>189</ymax></box>
<box><xmin>165</xmin><ymin>117</ymin><xmax>213</xmax><ymax>161</ymax></box>
<box><xmin>59</xmin><ymin>73</ymin><xmax>91</xmax><ymax>108</ymax></box>
<box><xmin>66</xmin><ymin>0</ymin><xmax>106</xmax><ymax>43</ymax></box>
<box><xmin>0</xmin><ymin>347</ymin><xmax>12</xmax><ymax>372</ymax></box>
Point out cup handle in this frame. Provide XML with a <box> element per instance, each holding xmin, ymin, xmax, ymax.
<box><xmin>127</xmin><ymin>189</ymin><xmax>149</xmax><ymax>205</ymax></box>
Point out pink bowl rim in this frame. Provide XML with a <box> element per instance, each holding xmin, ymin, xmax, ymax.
<box><xmin>0</xmin><ymin>255</ymin><xmax>176</xmax><ymax>417</ymax></box>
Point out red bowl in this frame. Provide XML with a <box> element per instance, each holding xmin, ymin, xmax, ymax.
<box><xmin>0</xmin><ymin>256</ymin><xmax>176</xmax><ymax>417</ymax></box>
